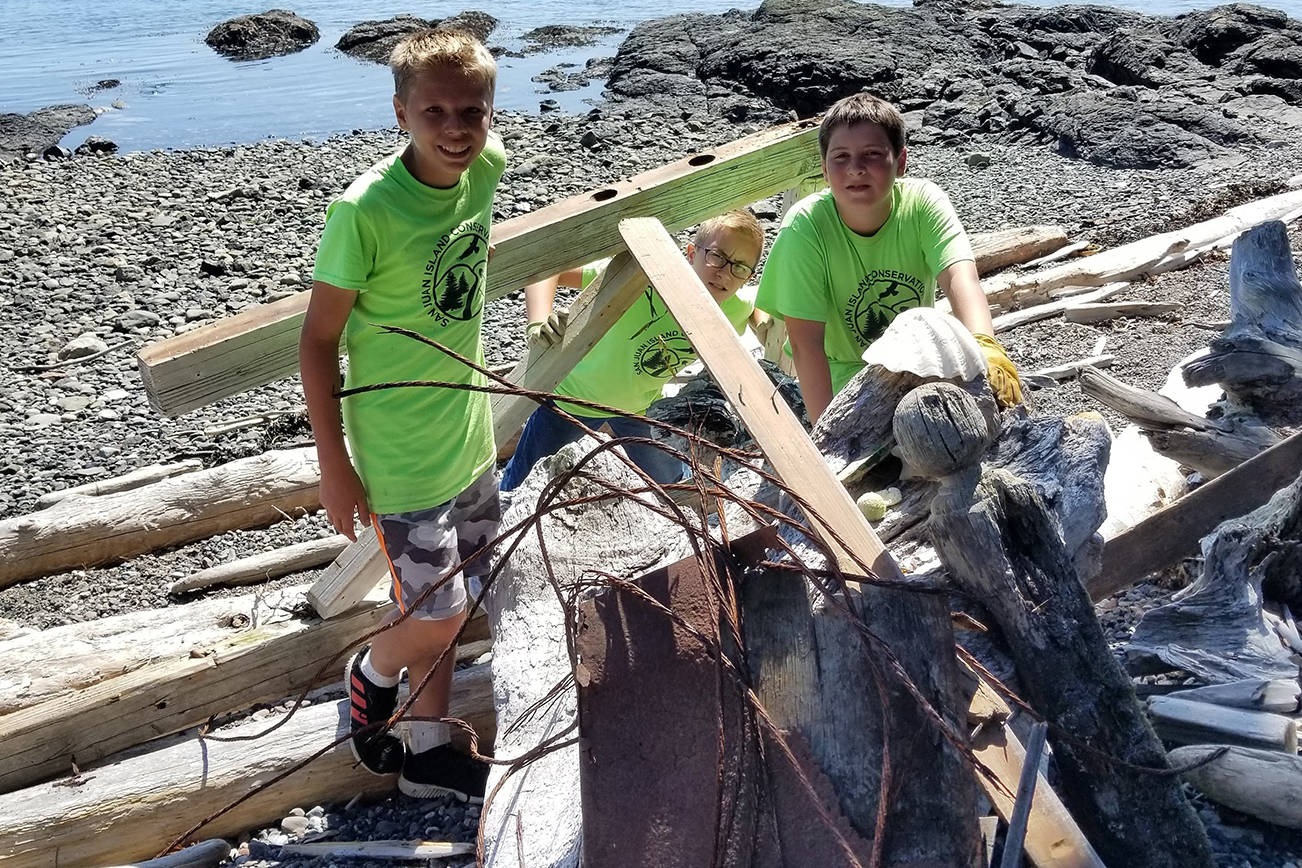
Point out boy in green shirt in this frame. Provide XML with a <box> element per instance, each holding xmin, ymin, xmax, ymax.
<box><xmin>500</xmin><ymin>210</ymin><xmax>765</xmax><ymax>491</ymax></box>
<box><xmin>300</xmin><ymin>29</ymin><xmax>502</xmax><ymax>800</ymax></box>
<box><xmin>757</xmin><ymin>93</ymin><xmax>1022</xmax><ymax>423</ymax></box>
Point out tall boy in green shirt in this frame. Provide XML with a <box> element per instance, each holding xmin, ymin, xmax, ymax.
<box><xmin>300</xmin><ymin>28</ymin><xmax>502</xmax><ymax>800</ymax></box>
<box><xmin>757</xmin><ymin>93</ymin><xmax>1022</xmax><ymax>423</ymax></box>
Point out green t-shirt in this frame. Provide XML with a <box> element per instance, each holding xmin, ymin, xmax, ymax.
<box><xmin>554</xmin><ymin>263</ymin><xmax>756</xmax><ymax>417</ymax></box>
<box><xmin>756</xmin><ymin>178</ymin><xmax>973</xmax><ymax>393</ymax></box>
<box><xmin>312</xmin><ymin>133</ymin><xmax>506</xmax><ymax>514</ymax></box>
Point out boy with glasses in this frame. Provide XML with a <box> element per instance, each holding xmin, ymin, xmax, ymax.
<box><xmin>500</xmin><ymin>210</ymin><xmax>764</xmax><ymax>491</ymax></box>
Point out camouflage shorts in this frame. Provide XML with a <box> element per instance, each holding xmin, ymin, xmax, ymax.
<box><xmin>372</xmin><ymin>469</ymin><xmax>501</xmax><ymax>621</ymax></box>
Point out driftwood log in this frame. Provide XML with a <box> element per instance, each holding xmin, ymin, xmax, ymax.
<box><xmin>1170</xmin><ymin>745</ymin><xmax>1302</xmax><ymax>830</ymax></box>
<box><xmin>169</xmin><ymin>535</ymin><xmax>349</xmax><ymax>594</ymax></box>
<box><xmin>1146</xmin><ymin>696</ymin><xmax>1298</xmax><ymax>752</ymax></box>
<box><xmin>35</xmin><ymin>459</ymin><xmax>204</xmax><ymax>508</ymax></box>
<box><xmin>0</xmin><ymin>448</ymin><xmax>321</xmax><ymax>588</ymax></box>
<box><xmin>904</xmin><ymin>383</ymin><xmax>1213</xmax><ymax>867</ymax></box>
<box><xmin>1126</xmin><ymin>473</ymin><xmax>1302</xmax><ymax>683</ymax></box>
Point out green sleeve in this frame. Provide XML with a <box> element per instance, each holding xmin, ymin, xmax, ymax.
<box><xmin>916</xmin><ymin>182</ymin><xmax>974</xmax><ymax>275</ymax></box>
<box><xmin>722</xmin><ymin>285</ymin><xmax>757</xmax><ymax>334</ymax></box>
<box><xmin>755</xmin><ymin>217</ymin><xmax>828</xmax><ymax>323</ymax></box>
<box><xmin>313</xmin><ymin>200</ymin><xmax>374</xmax><ymax>292</ymax></box>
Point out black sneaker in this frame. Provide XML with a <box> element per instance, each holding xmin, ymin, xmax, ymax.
<box><xmin>399</xmin><ymin>743</ymin><xmax>489</xmax><ymax>801</ymax></box>
<box><xmin>345</xmin><ymin>647</ymin><xmax>402</xmax><ymax>775</ymax></box>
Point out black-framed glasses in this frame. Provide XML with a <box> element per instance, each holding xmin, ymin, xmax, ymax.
<box><xmin>700</xmin><ymin>247</ymin><xmax>755</xmax><ymax>280</ymax></box>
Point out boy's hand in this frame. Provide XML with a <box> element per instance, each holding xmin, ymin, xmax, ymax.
<box><xmin>525</xmin><ymin>307</ymin><xmax>569</xmax><ymax>348</ymax></box>
<box><xmin>974</xmin><ymin>333</ymin><xmax>1023</xmax><ymax>408</ymax></box>
<box><xmin>318</xmin><ymin>458</ymin><xmax>371</xmax><ymax>541</ymax></box>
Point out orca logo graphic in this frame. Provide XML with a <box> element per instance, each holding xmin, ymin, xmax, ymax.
<box><xmin>844</xmin><ymin>270</ymin><xmax>926</xmax><ymax>346</ymax></box>
<box><xmin>634</xmin><ymin>333</ymin><xmax>694</xmax><ymax>379</ymax></box>
<box><xmin>420</xmin><ymin>221</ymin><xmax>490</xmax><ymax>325</ymax></box>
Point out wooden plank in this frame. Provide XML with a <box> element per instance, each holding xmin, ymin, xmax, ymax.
<box><xmin>137</xmin><ymin>120</ymin><xmax>823</xmax><ymax>416</ymax></box>
<box><xmin>1063</xmin><ymin>301</ymin><xmax>1183</xmax><ymax>324</ymax></box>
<box><xmin>0</xmin><ymin>448</ymin><xmax>320</xmax><ymax>589</ymax></box>
<box><xmin>1089</xmin><ymin>431</ymin><xmax>1302</xmax><ymax>600</ymax></box>
<box><xmin>0</xmin><ymin>664</ymin><xmax>493</xmax><ymax>868</ymax></box>
<box><xmin>1148</xmin><ymin>696</ymin><xmax>1299</xmax><ymax>752</ymax></box>
<box><xmin>169</xmin><ymin>535</ymin><xmax>349</xmax><ymax>594</ymax></box>
<box><xmin>307</xmin><ymin>253</ymin><xmax>654</xmax><ymax>619</ymax></box>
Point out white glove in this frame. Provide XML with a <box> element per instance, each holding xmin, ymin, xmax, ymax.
<box><xmin>525</xmin><ymin>307</ymin><xmax>569</xmax><ymax>348</ymax></box>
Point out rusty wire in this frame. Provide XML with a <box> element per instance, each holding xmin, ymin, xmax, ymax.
<box><xmin>156</xmin><ymin>327</ymin><xmax>1212</xmax><ymax>863</ymax></box>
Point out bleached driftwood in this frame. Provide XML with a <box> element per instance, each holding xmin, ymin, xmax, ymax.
<box><xmin>1063</xmin><ymin>301</ymin><xmax>1183</xmax><ymax>324</ymax></box>
<box><xmin>35</xmin><ymin>459</ymin><xmax>204</xmax><ymax>508</ymax></box>
<box><xmin>907</xmin><ymin>383</ymin><xmax>1213</xmax><ymax>868</ymax></box>
<box><xmin>981</xmin><ymin>189</ymin><xmax>1302</xmax><ymax>310</ymax></box>
<box><xmin>1170</xmin><ymin>745</ymin><xmax>1302</xmax><ymax>829</ymax></box>
<box><xmin>277</xmin><ymin>840</ymin><xmax>474</xmax><ymax>859</ymax></box>
<box><xmin>986</xmin><ymin>283</ymin><xmax>1130</xmax><ymax>332</ymax></box>
<box><xmin>0</xmin><ymin>666</ymin><xmax>492</xmax><ymax>868</ymax></box>
<box><xmin>169</xmin><ymin>535</ymin><xmax>349</xmax><ymax>594</ymax></box>
<box><xmin>1167</xmin><ymin>678</ymin><xmax>1301</xmax><ymax>713</ymax></box>
<box><xmin>0</xmin><ymin>448</ymin><xmax>321</xmax><ymax>588</ymax></box>
<box><xmin>1028</xmin><ymin>355</ymin><xmax>1115</xmax><ymax>381</ymax></box>
<box><xmin>970</xmin><ymin>224</ymin><xmax>1068</xmax><ymax>273</ymax></box>
<box><xmin>1146</xmin><ymin>696</ymin><xmax>1298</xmax><ymax>751</ymax></box>
<box><xmin>482</xmin><ymin>442</ymin><xmax>692</xmax><ymax>868</ymax></box>
<box><xmin>1182</xmin><ymin>220</ymin><xmax>1302</xmax><ymax>427</ymax></box>
<box><xmin>1126</xmin><ymin>474</ymin><xmax>1302</xmax><ymax>683</ymax></box>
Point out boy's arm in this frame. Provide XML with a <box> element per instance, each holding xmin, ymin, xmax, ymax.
<box><xmin>300</xmin><ymin>280</ymin><xmax>370</xmax><ymax>540</ymax></box>
<box><xmin>785</xmin><ymin>316</ymin><xmax>834</xmax><ymax>425</ymax></box>
<box><xmin>939</xmin><ymin>261</ymin><xmax>1022</xmax><ymax>407</ymax></box>
<box><xmin>523</xmin><ymin>267</ymin><xmax>585</xmax><ymax>347</ymax></box>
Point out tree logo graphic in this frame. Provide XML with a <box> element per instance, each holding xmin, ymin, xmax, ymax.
<box><xmin>634</xmin><ymin>332</ymin><xmax>694</xmax><ymax>379</ymax></box>
<box><xmin>421</xmin><ymin>221</ymin><xmax>490</xmax><ymax>323</ymax></box>
<box><xmin>845</xmin><ymin>271</ymin><xmax>925</xmax><ymax>346</ymax></box>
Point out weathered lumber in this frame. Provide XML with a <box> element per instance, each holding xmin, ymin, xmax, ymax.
<box><xmin>1000</xmin><ymin>721</ymin><xmax>1049</xmax><ymax>868</ymax></box>
<box><xmin>1167</xmin><ymin>678</ymin><xmax>1301</xmax><ymax>713</ymax></box>
<box><xmin>481</xmin><ymin>442</ymin><xmax>693</xmax><ymax>868</ymax></box>
<box><xmin>104</xmin><ymin>839</ymin><xmax>230</xmax><ymax>868</ymax></box>
<box><xmin>1028</xmin><ymin>355</ymin><xmax>1115</xmax><ymax>381</ymax></box>
<box><xmin>1063</xmin><ymin>301</ymin><xmax>1183</xmax><ymax>324</ymax></box>
<box><xmin>1090</xmin><ymin>431</ymin><xmax>1302</xmax><ymax>600</ymax></box>
<box><xmin>981</xmin><ymin>188</ymin><xmax>1302</xmax><ymax>310</ymax></box>
<box><xmin>1183</xmin><ymin>220</ymin><xmax>1302</xmax><ymax>427</ymax></box>
<box><xmin>1127</xmin><ymin>472</ymin><xmax>1302</xmax><ymax>683</ymax></box>
<box><xmin>911</xmin><ymin>383</ymin><xmax>1214</xmax><ymax>867</ymax></box>
<box><xmin>1146</xmin><ymin>696</ymin><xmax>1299</xmax><ymax>751</ymax></box>
<box><xmin>1021</xmin><ymin>239</ymin><xmax>1091</xmax><ymax>270</ymax></box>
<box><xmin>623</xmin><ymin>218</ymin><xmax>980</xmax><ymax>864</ymax></box>
<box><xmin>0</xmin><ymin>587</ymin><xmax>489</xmax><ymax>793</ymax></box>
<box><xmin>970</xmin><ymin>224</ymin><xmax>1068</xmax><ymax>274</ymax></box>
<box><xmin>0</xmin><ymin>448</ymin><xmax>320</xmax><ymax>588</ymax></box>
<box><xmin>137</xmin><ymin>120</ymin><xmax>824</xmax><ymax>416</ymax></box>
<box><xmin>0</xmin><ymin>664</ymin><xmax>493</xmax><ymax>868</ymax></box>
<box><xmin>35</xmin><ymin>460</ymin><xmax>204</xmax><ymax>508</ymax></box>
<box><xmin>1170</xmin><ymin>745</ymin><xmax>1302</xmax><ymax>829</ymax></box>
<box><xmin>169</xmin><ymin>535</ymin><xmax>348</xmax><ymax>594</ymax></box>
<box><xmin>1079</xmin><ymin>366</ymin><xmax>1280</xmax><ymax>478</ymax></box>
<box><xmin>277</xmin><ymin>840</ymin><xmax>474</xmax><ymax>859</ymax></box>
<box><xmin>308</xmin><ymin>253</ymin><xmax>655</xmax><ymax>620</ymax></box>
<box><xmin>987</xmin><ymin>282</ymin><xmax>1129</xmax><ymax>332</ymax></box>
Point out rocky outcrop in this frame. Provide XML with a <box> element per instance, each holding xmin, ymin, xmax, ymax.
<box><xmin>336</xmin><ymin>12</ymin><xmax>498</xmax><ymax>64</ymax></box>
<box><xmin>521</xmin><ymin>24</ymin><xmax>622</xmax><ymax>53</ymax></box>
<box><xmin>0</xmin><ymin>105</ymin><xmax>96</xmax><ymax>161</ymax></box>
<box><xmin>204</xmin><ymin>9</ymin><xmax>319</xmax><ymax>60</ymax></box>
<box><xmin>604</xmin><ymin>0</ymin><xmax>1302</xmax><ymax>169</ymax></box>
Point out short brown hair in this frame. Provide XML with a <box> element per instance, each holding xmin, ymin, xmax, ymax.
<box><xmin>818</xmin><ymin>93</ymin><xmax>906</xmax><ymax>158</ymax></box>
<box><xmin>390</xmin><ymin>28</ymin><xmax>496</xmax><ymax>98</ymax></box>
<box><xmin>695</xmin><ymin>209</ymin><xmax>765</xmax><ymax>261</ymax></box>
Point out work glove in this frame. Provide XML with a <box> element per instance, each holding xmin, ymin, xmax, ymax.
<box><xmin>525</xmin><ymin>307</ymin><xmax>569</xmax><ymax>348</ymax></box>
<box><xmin>974</xmin><ymin>332</ymin><xmax>1023</xmax><ymax>408</ymax></box>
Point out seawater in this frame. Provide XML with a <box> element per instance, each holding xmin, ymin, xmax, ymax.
<box><xmin>2</xmin><ymin>0</ymin><xmax>1297</xmax><ymax>153</ymax></box>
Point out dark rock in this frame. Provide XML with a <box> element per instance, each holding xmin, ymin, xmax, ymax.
<box><xmin>520</xmin><ymin>24</ymin><xmax>623</xmax><ymax>53</ymax></box>
<box><xmin>205</xmin><ymin>9</ymin><xmax>320</xmax><ymax>61</ymax></box>
<box><xmin>579</xmin><ymin>129</ymin><xmax>602</xmax><ymax>149</ymax></box>
<box><xmin>539</xmin><ymin>99</ymin><xmax>561</xmax><ymax>112</ymax></box>
<box><xmin>115</xmin><ymin>309</ymin><xmax>160</xmax><ymax>330</ymax></box>
<box><xmin>87</xmin><ymin>79</ymin><xmax>121</xmax><ymax>93</ymax></box>
<box><xmin>200</xmin><ymin>259</ymin><xmax>228</xmax><ymax>277</ymax></box>
<box><xmin>1087</xmin><ymin>28</ymin><xmax>1208</xmax><ymax>87</ymax></box>
<box><xmin>0</xmin><ymin>104</ymin><xmax>95</xmax><ymax>161</ymax></box>
<box><xmin>1040</xmin><ymin>92</ymin><xmax>1239</xmax><ymax>169</ymax></box>
<box><xmin>42</xmin><ymin>145</ymin><xmax>72</xmax><ymax>161</ymax></box>
<box><xmin>74</xmin><ymin>136</ymin><xmax>118</xmax><ymax>156</ymax></box>
<box><xmin>1168</xmin><ymin>3</ymin><xmax>1295</xmax><ymax>67</ymax></box>
<box><xmin>337</xmin><ymin>12</ymin><xmax>499</xmax><ymax>64</ymax></box>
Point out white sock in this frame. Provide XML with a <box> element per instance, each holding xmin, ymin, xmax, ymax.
<box><xmin>409</xmin><ymin>721</ymin><xmax>451</xmax><ymax>754</ymax></box>
<box><xmin>359</xmin><ymin>650</ymin><xmax>400</xmax><ymax>688</ymax></box>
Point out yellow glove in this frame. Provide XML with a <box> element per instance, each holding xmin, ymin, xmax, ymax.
<box><xmin>974</xmin><ymin>332</ymin><xmax>1023</xmax><ymax>408</ymax></box>
<box><xmin>525</xmin><ymin>308</ymin><xmax>569</xmax><ymax>348</ymax></box>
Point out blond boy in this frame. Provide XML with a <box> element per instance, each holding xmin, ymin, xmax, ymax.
<box><xmin>757</xmin><ymin>93</ymin><xmax>1021</xmax><ymax>423</ymax></box>
<box><xmin>300</xmin><ymin>29</ymin><xmax>502</xmax><ymax>799</ymax></box>
<box><xmin>500</xmin><ymin>210</ymin><xmax>765</xmax><ymax>490</ymax></box>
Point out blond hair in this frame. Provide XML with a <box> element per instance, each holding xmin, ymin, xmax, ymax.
<box><xmin>819</xmin><ymin>92</ymin><xmax>906</xmax><ymax>158</ymax></box>
<box><xmin>390</xmin><ymin>28</ymin><xmax>497</xmax><ymax>98</ymax></box>
<box><xmin>695</xmin><ymin>209</ymin><xmax>765</xmax><ymax>260</ymax></box>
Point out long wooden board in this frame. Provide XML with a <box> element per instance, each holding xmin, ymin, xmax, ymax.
<box><xmin>0</xmin><ymin>664</ymin><xmax>493</xmax><ymax>868</ymax></box>
<box><xmin>1089</xmin><ymin>430</ymin><xmax>1302</xmax><ymax>600</ymax></box>
<box><xmin>138</xmin><ymin>120</ymin><xmax>822</xmax><ymax>416</ymax></box>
